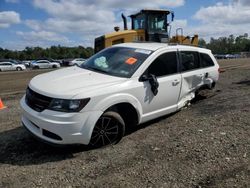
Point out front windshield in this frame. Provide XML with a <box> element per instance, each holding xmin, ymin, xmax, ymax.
<box><xmin>133</xmin><ymin>14</ymin><xmax>145</xmax><ymax>30</ymax></box>
<box><xmin>81</xmin><ymin>47</ymin><xmax>152</xmax><ymax>78</ymax></box>
<box><xmin>148</xmin><ymin>14</ymin><xmax>167</xmax><ymax>32</ymax></box>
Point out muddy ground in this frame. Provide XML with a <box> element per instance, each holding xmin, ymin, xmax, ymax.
<box><xmin>0</xmin><ymin>59</ymin><xmax>249</xmax><ymax>188</ymax></box>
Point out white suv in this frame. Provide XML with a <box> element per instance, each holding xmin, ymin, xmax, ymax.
<box><xmin>20</xmin><ymin>43</ymin><xmax>219</xmax><ymax>147</ymax></box>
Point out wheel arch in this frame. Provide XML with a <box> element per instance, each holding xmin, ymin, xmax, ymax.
<box><xmin>16</xmin><ymin>66</ymin><xmax>22</xmax><ymax>70</ymax></box>
<box><xmin>105</xmin><ymin>102</ymin><xmax>139</xmax><ymax>128</ymax></box>
<box><xmin>93</xmin><ymin>93</ymin><xmax>143</xmax><ymax>124</ymax></box>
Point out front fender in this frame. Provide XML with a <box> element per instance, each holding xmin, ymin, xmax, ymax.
<box><xmin>93</xmin><ymin>93</ymin><xmax>143</xmax><ymax>122</ymax></box>
<box><xmin>82</xmin><ymin>93</ymin><xmax>143</xmax><ymax>144</ymax></box>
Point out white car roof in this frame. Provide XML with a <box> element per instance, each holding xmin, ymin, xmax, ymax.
<box><xmin>114</xmin><ymin>42</ymin><xmax>168</xmax><ymax>51</ymax></box>
<box><xmin>114</xmin><ymin>42</ymin><xmax>211</xmax><ymax>53</ymax></box>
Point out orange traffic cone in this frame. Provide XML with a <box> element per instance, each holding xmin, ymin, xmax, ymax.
<box><xmin>0</xmin><ymin>98</ymin><xmax>6</xmax><ymax>110</ymax></box>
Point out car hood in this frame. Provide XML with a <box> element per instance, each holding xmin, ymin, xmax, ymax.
<box><xmin>29</xmin><ymin>66</ymin><xmax>127</xmax><ymax>99</ymax></box>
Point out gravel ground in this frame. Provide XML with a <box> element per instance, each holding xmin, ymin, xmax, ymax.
<box><xmin>0</xmin><ymin>60</ymin><xmax>249</xmax><ymax>188</ymax></box>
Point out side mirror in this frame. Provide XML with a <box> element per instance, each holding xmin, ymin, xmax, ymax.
<box><xmin>139</xmin><ymin>74</ymin><xmax>149</xmax><ymax>82</ymax></box>
<box><xmin>148</xmin><ymin>74</ymin><xmax>159</xmax><ymax>96</ymax></box>
<box><xmin>139</xmin><ymin>74</ymin><xmax>159</xmax><ymax>96</ymax></box>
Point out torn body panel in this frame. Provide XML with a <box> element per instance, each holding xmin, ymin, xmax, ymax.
<box><xmin>177</xmin><ymin>66</ymin><xmax>219</xmax><ymax>109</ymax></box>
<box><xmin>177</xmin><ymin>69</ymin><xmax>205</xmax><ymax>109</ymax></box>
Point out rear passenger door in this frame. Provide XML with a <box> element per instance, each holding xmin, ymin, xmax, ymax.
<box><xmin>38</xmin><ymin>61</ymin><xmax>49</xmax><ymax>68</ymax></box>
<box><xmin>178</xmin><ymin>51</ymin><xmax>204</xmax><ymax>107</ymax></box>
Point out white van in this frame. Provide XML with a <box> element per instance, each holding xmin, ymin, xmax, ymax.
<box><xmin>20</xmin><ymin>43</ymin><xmax>219</xmax><ymax>147</ymax></box>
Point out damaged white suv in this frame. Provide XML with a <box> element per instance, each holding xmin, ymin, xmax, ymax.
<box><xmin>20</xmin><ymin>43</ymin><xmax>219</xmax><ymax>147</ymax></box>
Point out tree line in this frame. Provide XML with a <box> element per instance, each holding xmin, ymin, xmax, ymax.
<box><xmin>0</xmin><ymin>45</ymin><xmax>94</xmax><ymax>60</ymax></box>
<box><xmin>0</xmin><ymin>33</ymin><xmax>250</xmax><ymax>60</ymax></box>
<box><xmin>198</xmin><ymin>33</ymin><xmax>250</xmax><ymax>54</ymax></box>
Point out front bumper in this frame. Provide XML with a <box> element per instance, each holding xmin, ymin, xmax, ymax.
<box><xmin>20</xmin><ymin>96</ymin><xmax>103</xmax><ymax>145</ymax></box>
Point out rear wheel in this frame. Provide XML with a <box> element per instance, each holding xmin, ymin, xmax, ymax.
<box><xmin>90</xmin><ymin>111</ymin><xmax>125</xmax><ymax>148</ymax></box>
<box><xmin>16</xmin><ymin>67</ymin><xmax>22</xmax><ymax>71</ymax></box>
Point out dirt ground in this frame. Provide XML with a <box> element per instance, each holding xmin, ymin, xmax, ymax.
<box><xmin>0</xmin><ymin>59</ymin><xmax>249</xmax><ymax>188</ymax></box>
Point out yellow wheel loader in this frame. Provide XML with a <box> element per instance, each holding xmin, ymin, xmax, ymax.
<box><xmin>94</xmin><ymin>9</ymin><xmax>198</xmax><ymax>53</ymax></box>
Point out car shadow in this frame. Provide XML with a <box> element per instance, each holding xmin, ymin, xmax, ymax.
<box><xmin>191</xmin><ymin>89</ymin><xmax>221</xmax><ymax>104</ymax></box>
<box><xmin>0</xmin><ymin>126</ymin><xmax>92</xmax><ymax>166</ymax></box>
<box><xmin>125</xmin><ymin>111</ymin><xmax>178</xmax><ymax>136</ymax></box>
<box><xmin>235</xmin><ymin>80</ymin><xmax>250</xmax><ymax>86</ymax></box>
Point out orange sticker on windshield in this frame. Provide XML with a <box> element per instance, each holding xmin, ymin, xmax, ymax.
<box><xmin>125</xmin><ymin>57</ymin><xmax>137</xmax><ymax>65</ymax></box>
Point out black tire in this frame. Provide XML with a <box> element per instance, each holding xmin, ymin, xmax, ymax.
<box><xmin>52</xmin><ymin>65</ymin><xmax>57</xmax><ymax>68</ymax></box>
<box><xmin>16</xmin><ymin>67</ymin><xmax>22</xmax><ymax>71</ymax></box>
<box><xmin>33</xmin><ymin>66</ymin><xmax>39</xmax><ymax>69</ymax></box>
<box><xmin>90</xmin><ymin>111</ymin><xmax>125</xmax><ymax>148</ymax></box>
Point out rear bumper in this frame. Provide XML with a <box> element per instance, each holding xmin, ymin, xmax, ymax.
<box><xmin>20</xmin><ymin>96</ymin><xmax>103</xmax><ymax>145</ymax></box>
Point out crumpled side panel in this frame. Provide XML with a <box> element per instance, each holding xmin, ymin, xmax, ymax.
<box><xmin>177</xmin><ymin>74</ymin><xmax>203</xmax><ymax>109</ymax></box>
<box><xmin>177</xmin><ymin>72</ymin><xmax>215</xmax><ymax>109</ymax></box>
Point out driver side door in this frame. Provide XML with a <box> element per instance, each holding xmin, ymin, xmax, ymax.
<box><xmin>137</xmin><ymin>51</ymin><xmax>182</xmax><ymax>122</ymax></box>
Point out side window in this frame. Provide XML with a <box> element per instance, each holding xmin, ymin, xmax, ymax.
<box><xmin>200</xmin><ymin>53</ymin><xmax>215</xmax><ymax>67</ymax></box>
<box><xmin>180</xmin><ymin>51</ymin><xmax>200</xmax><ymax>71</ymax></box>
<box><xmin>38</xmin><ymin>61</ymin><xmax>47</xmax><ymax>64</ymax></box>
<box><xmin>147</xmin><ymin>52</ymin><xmax>178</xmax><ymax>77</ymax></box>
<box><xmin>3</xmin><ymin>63</ymin><xmax>11</xmax><ymax>66</ymax></box>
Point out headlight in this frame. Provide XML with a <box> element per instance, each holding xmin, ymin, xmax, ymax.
<box><xmin>48</xmin><ymin>98</ymin><xmax>90</xmax><ymax>112</ymax></box>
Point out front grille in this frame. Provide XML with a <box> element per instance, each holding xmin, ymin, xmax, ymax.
<box><xmin>25</xmin><ymin>87</ymin><xmax>52</xmax><ymax>112</ymax></box>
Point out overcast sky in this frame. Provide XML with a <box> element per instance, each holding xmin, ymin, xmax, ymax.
<box><xmin>0</xmin><ymin>0</ymin><xmax>250</xmax><ymax>50</ymax></box>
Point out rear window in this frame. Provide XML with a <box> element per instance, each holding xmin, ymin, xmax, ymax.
<box><xmin>200</xmin><ymin>53</ymin><xmax>215</xmax><ymax>67</ymax></box>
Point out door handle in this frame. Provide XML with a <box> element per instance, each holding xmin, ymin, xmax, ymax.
<box><xmin>172</xmin><ymin>80</ymin><xmax>180</xmax><ymax>86</ymax></box>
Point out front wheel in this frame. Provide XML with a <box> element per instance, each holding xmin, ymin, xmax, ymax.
<box><xmin>16</xmin><ymin>67</ymin><xmax>22</xmax><ymax>71</ymax></box>
<box><xmin>90</xmin><ymin>111</ymin><xmax>125</xmax><ymax>148</ymax></box>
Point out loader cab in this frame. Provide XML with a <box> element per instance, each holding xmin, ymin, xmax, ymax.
<box><xmin>94</xmin><ymin>9</ymin><xmax>174</xmax><ymax>53</ymax></box>
<box><xmin>130</xmin><ymin>9</ymin><xmax>172</xmax><ymax>42</ymax></box>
